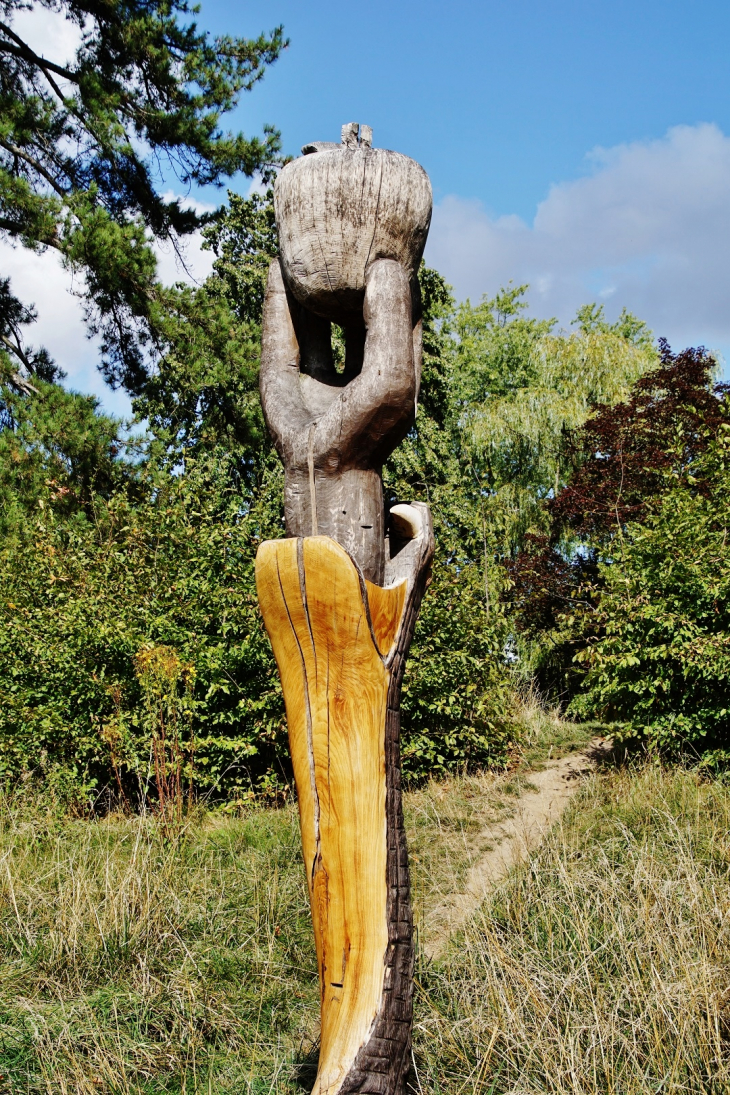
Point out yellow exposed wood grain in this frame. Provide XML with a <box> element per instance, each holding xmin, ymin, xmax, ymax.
<box><xmin>365</xmin><ymin>577</ymin><xmax>406</xmax><ymax>658</ymax></box>
<box><xmin>255</xmin><ymin>537</ymin><xmax>408</xmax><ymax>1095</ymax></box>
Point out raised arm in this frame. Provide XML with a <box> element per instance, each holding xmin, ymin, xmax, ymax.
<box><xmin>259</xmin><ymin>257</ymin><xmax>311</xmax><ymax>460</ymax></box>
<box><xmin>313</xmin><ymin>258</ymin><xmax>418</xmax><ymax>470</ymax></box>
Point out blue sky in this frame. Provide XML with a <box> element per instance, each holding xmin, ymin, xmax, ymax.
<box><xmin>205</xmin><ymin>0</ymin><xmax>730</xmax><ymax>220</ymax></box>
<box><xmin>4</xmin><ymin>0</ymin><xmax>730</xmax><ymax>413</ymax></box>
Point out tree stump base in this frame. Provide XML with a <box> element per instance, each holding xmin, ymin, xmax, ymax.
<box><xmin>256</xmin><ymin>509</ymin><xmax>433</xmax><ymax>1095</ymax></box>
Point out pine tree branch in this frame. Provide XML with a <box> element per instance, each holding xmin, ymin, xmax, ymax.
<box><xmin>0</xmin><ymin>216</ymin><xmax>63</xmax><ymax>251</ymax></box>
<box><xmin>0</xmin><ymin>139</ymin><xmax>68</xmax><ymax>198</ymax></box>
<box><xmin>1</xmin><ymin>335</ymin><xmax>40</xmax><ymax>394</ymax></box>
<box><xmin>0</xmin><ymin>22</ymin><xmax>78</xmax><ymax>83</ymax></box>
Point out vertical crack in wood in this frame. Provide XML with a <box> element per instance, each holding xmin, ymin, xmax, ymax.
<box><xmin>308</xmin><ymin>423</ymin><xmax>319</xmax><ymax>535</ymax></box>
<box><xmin>277</xmin><ymin>549</ymin><xmax>322</xmax><ymax>886</ymax></box>
<box><xmin>258</xmin><ymin>137</ymin><xmax>434</xmax><ymax>1095</ymax></box>
<box><xmin>256</xmin><ymin>515</ymin><xmax>433</xmax><ymax>1095</ymax></box>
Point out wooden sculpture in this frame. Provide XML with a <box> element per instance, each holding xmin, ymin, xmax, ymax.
<box><xmin>255</xmin><ymin>123</ymin><xmax>434</xmax><ymax>1095</ymax></box>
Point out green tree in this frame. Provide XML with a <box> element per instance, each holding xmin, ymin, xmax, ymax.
<box><xmin>134</xmin><ymin>190</ymin><xmax>278</xmax><ymax>464</ymax></box>
<box><xmin>456</xmin><ymin>287</ymin><xmax>658</xmax><ymax>554</ymax></box>
<box><xmin>0</xmin><ymin>378</ymin><xmax>141</xmax><ymax>539</ymax></box>
<box><xmin>551</xmin><ymin>344</ymin><xmax>730</xmax><ymax>757</ymax></box>
<box><xmin>0</xmin><ymin>0</ymin><xmax>285</xmax><ymax>393</ymax></box>
<box><xmin>451</xmin><ymin>287</ymin><xmax>659</xmax><ymax>702</ymax></box>
<box><xmin>575</xmin><ymin>429</ymin><xmax>730</xmax><ymax>758</ymax></box>
<box><xmin>385</xmin><ymin>268</ymin><xmax>514</xmax><ymax>775</ymax></box>
<box><xmin>507</xmin><ymin>342</ymin><xmax>730</xmax><ymax>739</ymax></box>
<box><xmin>0</xmin><ymin>449</ymin><xmax>286</xmax><ymax>803</ymax></box>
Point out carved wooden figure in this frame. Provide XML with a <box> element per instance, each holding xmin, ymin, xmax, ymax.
<box><xmin>255</xmin><ymin>123</ymin><xmax>434</xmax><ymax>1095</ymax></box>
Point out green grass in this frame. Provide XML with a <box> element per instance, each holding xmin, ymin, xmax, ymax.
<box><xmin>1</xmin><ymin>759</ymin><xmax>729</xmax><ymax>1093</ymax></box>
<box><xmin>510</xmin><ymin>692</ymin><xmax>605</xmax><ymax>766</ymax></box>
<box><xmin>0</xmin><ymin>800</ymin><xmax>318</xmax><ymax>1093</ymax></box>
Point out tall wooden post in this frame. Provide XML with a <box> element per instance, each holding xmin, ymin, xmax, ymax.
<box><xmin>255</xmin><ymin>124</ymin><xmax>434</xmax><ymax>1095</ymax></box>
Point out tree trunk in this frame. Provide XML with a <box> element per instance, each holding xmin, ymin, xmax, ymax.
<box><xmin>256</xmin><ymin>126</ymin><xmax>433</xmax><ymax>1095</ymax></box>
<box><xmin>255</xmin><ymin>505</ymin><xmax>433</xmax><ymax>1095</ymax></box>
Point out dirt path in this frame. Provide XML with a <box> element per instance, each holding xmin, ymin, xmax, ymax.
<box><xmin>421</xmin><ymin>738</ymin><xmax>612</xmax><ymax>959</ymax></box>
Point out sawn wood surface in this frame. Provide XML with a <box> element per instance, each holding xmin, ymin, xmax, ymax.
<box><xmin>255</xmin><ymin>515</ymin><xmax>433</xmax><ymax>1095</ymax></box>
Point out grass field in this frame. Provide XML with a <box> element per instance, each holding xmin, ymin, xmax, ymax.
<box><xmin>1</xmin><ymin>739</ymin><xmax>729</xmax><ymax>1094</ymax></box>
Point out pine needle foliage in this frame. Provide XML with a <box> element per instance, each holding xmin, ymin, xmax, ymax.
<box><xmin>0</xmin><ymin>0</ymin><xmax>286</xmax><ymax>393</ymax></box>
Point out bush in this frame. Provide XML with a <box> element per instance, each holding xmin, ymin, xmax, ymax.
<box><xmin>508</xmin><ymin>343</ymin><xmax>730</xmax><ymax>757</ymax></box>
<box><xmin>574</xmin><ymin>428</ymin><xmax>730</xmax><ymax>754</ymax></box>
<box><xmin>0</xmin><ymin>451</ymin><xmax>288</xmax><ymax>804</ymax></box>
<box><xmin>0</xmin><ymin>437</ymin><xmax>515</xmax><ymax>801</ymax></box>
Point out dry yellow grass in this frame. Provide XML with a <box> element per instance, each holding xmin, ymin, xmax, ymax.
<box><xmin>413</xmin><ymin>764</ymin><xmax>730</xmax><ymax>1094</ymax></box>
<box><xmin>0</xmin><ymin>801</ymin><xmax>318</xmax><ymax>1093</ymax></box>
<box><xmin>0</xmin><ymin>756</ymin><xmax>728</xmax><ymax>1093</ymax></box>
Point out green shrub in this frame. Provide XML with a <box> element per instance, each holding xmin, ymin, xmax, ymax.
<box><xmin>0</xmin><ymin>439</ymin><xmax>515</xmax><ymax>801</ymax></box>
<box><xmin>574</xmin><ymin>428</ymin><xmax>730</xmax><ymax>754</ymax></box>
<box><xmin>0</xmin><ymin>451</ymin><xmax>287</xmax><ymax>803</ymax></box>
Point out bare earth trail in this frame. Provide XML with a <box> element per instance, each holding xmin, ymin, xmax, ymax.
<box><xmin>421</xmin><ymin>738</ymin><xmax>613</xmax><ymax>959</ymax></box>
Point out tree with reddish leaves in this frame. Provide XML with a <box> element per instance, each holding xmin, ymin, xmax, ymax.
<box><xmin>552</xmin><ymin>340</ymin><xmax>728</xmax><ymax>540</ymax></box>
<box><xmin>506</xmin><ymin>342</ymin><xmax>730</xmax><ymax>709</ymax></box>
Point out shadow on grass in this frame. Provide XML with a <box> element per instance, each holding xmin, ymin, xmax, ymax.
<box><xmin>291</xmin><ymin>1037</ymin><xmax>320</xmax><ymax>1091</ymax></box>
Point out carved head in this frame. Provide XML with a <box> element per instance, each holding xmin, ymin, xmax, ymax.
<box><xmin>274</xmin><ymin>123</ymin><xmax>433</xmax><ymax>322</ymax></box>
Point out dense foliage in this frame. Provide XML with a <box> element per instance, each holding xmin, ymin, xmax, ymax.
<box><xmin>456</xmin><ymin>293</ymin><xmax>658</xmax><ymax>554</ymax></box>
<box><xmin>385</xmin><ymin>268</ymin><xmax>515</xmax><ymax>776</ymax></box>
<box><xmin>0</xmin><ymin>451</ymin><xmax>287</xmax><ymax>802</ymax></box>
<box><xmin>576</xmin><ymin>434</ymin><xmax>730</xmax><ymax>758</ymax></box>
<box><xmin>509</xmin><ymin>344</ymin><xmax>730</xmax><ymax>757</ymax></box>
<box><xmin>4</xmin><ymin>2</ymin><xmax>728</xmax><ymax>795</ymax></box>
<box><xmin>0</xmin><ymin>185</ymin><xmax>672</xmax><ymax>801</ymax></box>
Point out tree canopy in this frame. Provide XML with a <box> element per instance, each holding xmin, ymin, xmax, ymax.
<box><xmin>0</xmin><ymin>0</ymin><xmax>285</xmax><ymax>394</ymax></box>
<box><xmin>3</xmin><ymin>5</ymin><xmax>729</xmax><ymax>794</ymax></box>
<box><xmin>454</xmin><ymin>286</ymin><xmax>658</xmax><ymax>554</ymax></box>
<box><xmin>507</xmin><ymin>344</ymin><xmax>730</xmax><ymax>732</ymax></box>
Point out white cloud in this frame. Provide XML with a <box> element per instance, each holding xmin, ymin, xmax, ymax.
<box><xmin>0</xmin><ymin>240</ymin><xmax>124</xmax><ymax>411</ymax></box>
<box><xmin>152</xmin><ymin>234</ymin><xmax>215</xmax><ymax>291</ymax></box>
<box><xmin>426</xmin><ymin>123</ymin><xmax>730</xmax><ymax>357</ymax></box>
<box><xmin>10</xmin><ymin>5</ymin><xmax>84</xmax><ymax>68</ymax></box>
<box><xmin>0</xmin><ymin>199</ymin><xmax>216</xmax><ymax>417</ymax></box>
<box><xmin>9</xmin><ymin>121</ymin><xmax>730</xmax><ymax>411</ymax></box>
<box><xmin>153</xmin><ymin>196</ymin><xmax>216</xmax><ymax>287</ymax></box>
<box><xmin>1</xmin><ymin>11</ymin><xmax>217</xmax><ymax>412</ymax></box>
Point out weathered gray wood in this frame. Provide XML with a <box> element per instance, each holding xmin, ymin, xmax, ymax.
<box><xmin>260</xmin><ymin>255</ymin><xmax>420</xmax><ymax>584</ymax></box>
<box><xmin>274</xmin><ymin>141</ymin><xmax>432</xmax><ymax>322</ymax></box>
<box><xmin>341</xmin><ymin>120</ymin><xmax>360</xmax><ymax>149</ymax></box>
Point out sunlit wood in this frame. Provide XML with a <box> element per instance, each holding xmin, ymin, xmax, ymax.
<box><xmin>256</xmin><ymin>537</ymin><xmax>409</xmax><ymax>1095</ymax></box>
<box><xmin>256</xmin><ymin>123</ymin><xmax>435</xmax><ymax>1095</ymax></box>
